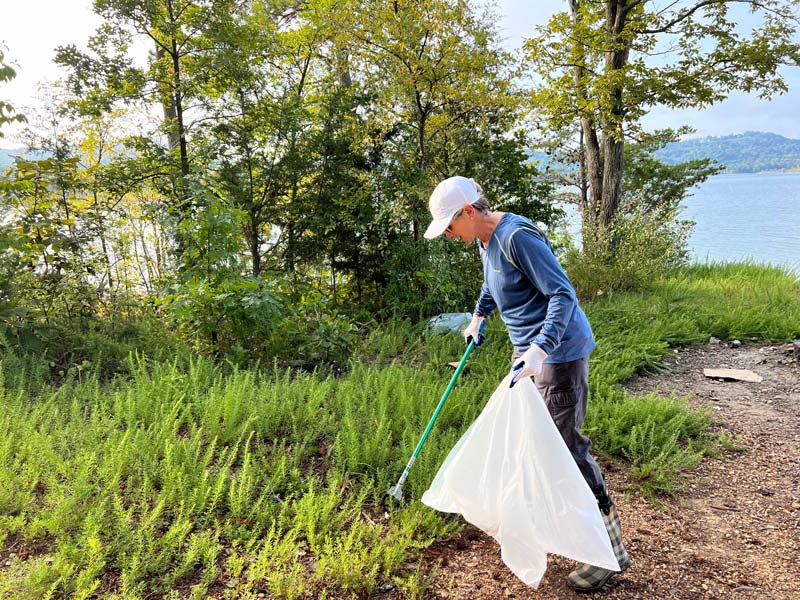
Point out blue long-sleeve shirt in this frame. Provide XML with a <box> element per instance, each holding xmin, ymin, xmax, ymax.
<box><xmin>474</xmin><ymin>213</ymin><xmax>595</xmax><ymax>363</ymax></box>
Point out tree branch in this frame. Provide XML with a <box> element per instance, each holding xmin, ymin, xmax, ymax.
<box><xmin>638</xmin><ymin>0</ymin><xmax>798</xmax><ymax>35</ymax></box>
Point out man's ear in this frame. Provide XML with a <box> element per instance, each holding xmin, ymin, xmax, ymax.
<box><xmin>463</xmin><ymin>203</ymin><xmax>476</xmax><ymax>217</ymax></box>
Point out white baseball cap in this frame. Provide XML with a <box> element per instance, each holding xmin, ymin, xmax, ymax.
<box><xmin>423</xmin><ymin>176</ymin><xmax>481</xmax><ymax>239</ymax></box>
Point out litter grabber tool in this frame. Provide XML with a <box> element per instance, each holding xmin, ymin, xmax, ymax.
<box><xmin>388</xmin><ymin>321</ymin><xmax>485</xmax><ymax>501</ymax></box>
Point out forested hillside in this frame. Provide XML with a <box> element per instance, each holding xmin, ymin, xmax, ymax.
<box><xmin>657</xmin><ymin>132</ymin><xmax>800</xmax><ymax>173</ymax></box>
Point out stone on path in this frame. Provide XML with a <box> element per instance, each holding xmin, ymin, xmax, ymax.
<box><xmin>702</xmin><ymin>368</ymin><xmax>763</xmax><ymax>383</ymax></box>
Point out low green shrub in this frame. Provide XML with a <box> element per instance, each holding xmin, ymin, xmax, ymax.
<box><xmin>563</xmin><ymin>209</ymin><xmax>691</xmax><ymax>299</ymax></box>
<box><xmin>0</xmin><ymin>314</ymin><xmax>187</xmax><ymax>385</ymax></box>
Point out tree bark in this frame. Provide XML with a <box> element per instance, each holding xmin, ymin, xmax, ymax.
<box><xmin>155</xmin><ymin>44</ymin><xmax>186</xmax><ymax>173</ymax></box>
<box><xmin>156</xmin><ymin>1</ymin><xmax>191</xmax><ymax>263</ymax></box>
<box><xmin>581</xmin><ymin>118</ymin><xmax>603</xmax><ymax>234</ymax></box>
<box><xmin>570</xmin><ymin>0</ymin><xmax>632</xmax><ymax>246</ymax></box>
<box><xmin>249</xmin><ymin>211</ymin><xmax>261</xmax><ymax>277</ymax></box>
<box><xmin>598</xmin><ymin>0</ymin><xmax>630</xmax><ymax>231</ymax></box>
<box><xmin>169</xmin><ymin>37</ymin><xmax>190</xmax><ymax>179</ymax></box>
<box><xmin>600</xmin><ymin>135</ymin><xmax>624</xmax><ymax>228</ymax></box>
<box><xmin>569</xmin><ymin>0</ymin><xmax>603</xmax><ymax>242</ymax></box>
<box><xmin>578</xmin><ymin>128</ymin><xmax>588</xmax><ymax>211</ymax></box>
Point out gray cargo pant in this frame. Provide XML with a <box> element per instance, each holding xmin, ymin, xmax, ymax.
<box><xmin>512</xmin><ymin>352</ymin><xmax>606</xmax><ymax>495</ymax></box>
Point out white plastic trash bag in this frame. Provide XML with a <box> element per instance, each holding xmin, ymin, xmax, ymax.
<box><xmin>421</xmin><ymin>374</ymin><xmax>618</xmax><ymax>588</ymax></box>
<box><xmin>427</xmin><ymin>312</ymin><xmax>472</xmax><ymax>335</ymax></box>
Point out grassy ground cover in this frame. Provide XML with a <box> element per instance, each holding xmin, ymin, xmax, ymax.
<box><xmin>1</xmin><ymin>263</ymin><xmax>798</xmax><ymax>599</ymax></box>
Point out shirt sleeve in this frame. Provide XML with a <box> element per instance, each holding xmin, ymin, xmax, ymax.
<box><xmin>509</xmin><ymin>228</ymin><xmax>578</xmax><ymax>355</ymax></box>
<box><xmin>474</xmin><ymin>280</ymin><xmax>497</xmax><ymax>318</ymax></box>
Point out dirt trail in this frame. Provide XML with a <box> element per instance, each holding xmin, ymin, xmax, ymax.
<box><xmin>383</xmin><ymin>342</ymin><xmax>800</xmax><ymax>600</ymax></box>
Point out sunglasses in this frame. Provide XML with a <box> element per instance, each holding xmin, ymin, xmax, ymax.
<box><xmin>445</xmin><ymin>209</ymin><xmax>464</xmax><ymax>234</ymax></box>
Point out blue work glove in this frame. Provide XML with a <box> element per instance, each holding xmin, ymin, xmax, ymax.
<box><xmin>509</xmin><ymin>343</ymin><xmax>548</xmax><ymax>388</ymax></box>
<box><xmin>463</xmin><ymin>314</ymin><xmax>486</xmax><ymax>346</ymax></box>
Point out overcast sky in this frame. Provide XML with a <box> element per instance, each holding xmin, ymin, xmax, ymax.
<box><xmin>2</xmin><ymin>0</ymin><xmax>799</xmax><ymax>149</ymax></box>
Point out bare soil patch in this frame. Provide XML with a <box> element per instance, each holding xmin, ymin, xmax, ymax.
<box><xmin>378</xmin><ymin>342</ymin><xmax>800</xmax><ymax>600</ymax></box>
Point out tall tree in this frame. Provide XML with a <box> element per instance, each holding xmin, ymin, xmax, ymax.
<box><xmin>340</xmin><ymin>0</ymin><xmax>523</xmax><ymax>238</ymax></box>
<box><xmin>526</xmin><ymin>0</ymin><xmax>800</xmax><ymax>250</ymax></box>
<box><xmin>54</xmin><ymin>0</ymin><xmax>239</xmax><ymax>260</ymax></box>
<box><xmin>197</xmin><ymin>0</ymin><xmax>320</xmax><ymax>278</ymax></box>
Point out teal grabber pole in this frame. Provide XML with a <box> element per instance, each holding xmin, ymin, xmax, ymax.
<box><xmin>388</xmin><ymin>321</ymin><xmax>484</xmax><ymax>501</ymax></box>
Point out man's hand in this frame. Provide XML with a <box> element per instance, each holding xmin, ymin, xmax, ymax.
<box><xmin>509</xmin><ymin>343</ymin><xmax>548</xmax><ymax>388</ymax></box>
<box><xmin>463</xmin><ymin>314</ymin><xmax>486</xmax><ymax>346</ymax></box>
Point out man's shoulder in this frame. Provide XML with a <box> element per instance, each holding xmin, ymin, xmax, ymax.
<box><xmin>491</xmin><ymin>214</ymin><xmax>552</xmax><ymax>269</ymax></box>
<box><xmin>498</xmin><ymin>214</ymin><xmax>546</xmax><ymax>246</ymax></box>
<box><xmin>495</xmin><ymin>213</ymin><xmax>534</xmax><ymax>239</ymax></box>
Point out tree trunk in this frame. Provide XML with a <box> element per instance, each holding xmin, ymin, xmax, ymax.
<box><xmin>163</xmin><ymin>0</ymin><xmax>189</xmax><ymax>178</ymax></box>
<box><xmin>249</xmin><ymin>214</ymin><xmax>261</xmax><ymax>277</ymax></box>
<box><xmin>170</xmin><ymin>38</ymin><xmax>190</xmax><ymax>179</ymax></box>
<box><xmin>335</xmin><ymin>49</ymin><xmax>352</xmax><ymax>88</ymax></box>
<box><xmin>331</xmin><ymin>252</ymin><xmax>336</xmax><ymax>301</ymax></box>
<box><xmin>286</xmin><ymin>223</ymin><xmax>296</xmax><ymax>275</ymax></box>
<box><xmin>155</xmin><ymin>44</ymin><xmax>185</xmax><ymax>172</ymax></box>
<box><xmin>285</xmin><ymin>174</ymin><xmax>300</xmax><ymax>276</ymax></box>
<box><xmin>570</xmin><ymin>0</ymin><xmax>603</xmax><ymax>244</ymax></box>
<box><xmin>578</xmin><ymin>127</ymin><xmax>588</xmax><ymax>211</ymax></box>
<box><xmin>156</xmin><ymin>2</ymin><xmax>191</xmax><ymax>262</ymax></box>
<box><xmin>571</xmin><ymin>0</ymin><xmax>632</xmax><ymax>249</ymax></box>
<box><xmin>600</xmin><ymin>134</ymin><xmax>624</xmax><ymax>228</ymax></box>
<box><xmin>598</xmin><ymin>0</ymin><xmax>630</xmax><ymax>232</ymax></box>
<box><xmin>581</xmin><ymin>118</ymin><xmax>603</xmax><ymax>235</ymax></box>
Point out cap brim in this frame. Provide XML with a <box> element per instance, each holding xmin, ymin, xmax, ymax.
<box><xmin>424</xmin><ymin>216</ymin><xmax>452</xmax><ymax>239</ymax></box>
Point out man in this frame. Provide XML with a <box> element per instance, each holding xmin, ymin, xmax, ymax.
<box><xmin>423</xmin><ymin>175</ymin><xmax>630</xmax><ymax>592</ymax></box>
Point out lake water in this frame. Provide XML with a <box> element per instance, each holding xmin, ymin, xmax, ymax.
<box><xmin>681</xmin><ymin>172</ymin><xmax>800</xmax><ymax>275</ymax></box>
<box><xmin>561</xmin><ymin>172</ymin><xmax>800</xmax><ymax>276</ymax></box>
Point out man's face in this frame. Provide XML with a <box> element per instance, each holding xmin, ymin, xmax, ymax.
<box><xmin>444</xmin><ymin>207</ymin><xmax>474</xmax><ymax>243</ymax></box>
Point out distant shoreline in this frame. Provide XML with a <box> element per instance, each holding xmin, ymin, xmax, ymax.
<box><xmin>657</xmin><ymin>131</ymin><xmax>800</xmax><ymax>174</ymax></box>
<box><xmin>716</xmin><ymin>169</ymin><xmax>800</xmax><ymax>175</ymax></box>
